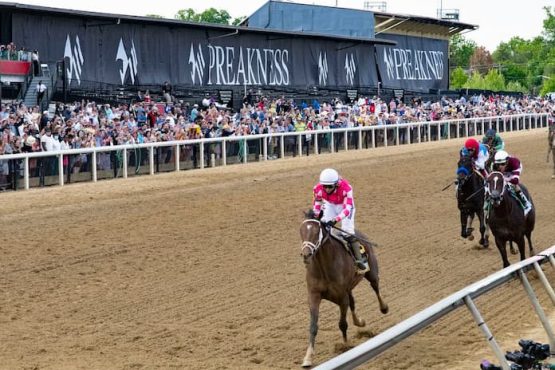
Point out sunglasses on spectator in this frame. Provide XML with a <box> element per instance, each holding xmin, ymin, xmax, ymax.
<box><xmin>323</xmin><ymin>185</ymin><xmax>335</xmax><ymax>189</ymax></box>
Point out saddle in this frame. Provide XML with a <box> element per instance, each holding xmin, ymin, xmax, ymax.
<box><xmin>329</xmin><ymin>229</ymin><xmax>369</xmax><ymax>262</ymax></box>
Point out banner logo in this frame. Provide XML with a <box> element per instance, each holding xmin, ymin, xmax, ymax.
<box><xmin>318</xmin><ymin>52</ymin><xmax>328</xmax><ymax>86</ymax></box>
<box><xmin>116</xmin><ymin>38</ymin><xmax>138</xmax><ymax>85</ymax></box>
<box><xmin>344</xmin><ymin>53</ymin><xmax>356</xmax><ymax>85</ymax></box>
<box><xmin>63</xmin><ymin>34</ymin><xmax>84</xmax><ymax>85</ymax></box>
<box><xmin>187</xmin><ymin>43</ymin><xmax>290</xmax><ymax>86</ymax></box>
<box><xmin>188</xmin><ymin>43</ymin><xmax>205</xmax><ymax>85</ymax></box>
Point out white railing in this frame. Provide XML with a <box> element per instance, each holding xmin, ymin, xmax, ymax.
<box><xmin>314</xmin><ymin>245</ymin><xmax>555</xmax><ymax>370</ymax></box>
<box><xmin>0</xmin><ymin>113</ymin><xmax>548</xmax><ymax>190</ymax></box>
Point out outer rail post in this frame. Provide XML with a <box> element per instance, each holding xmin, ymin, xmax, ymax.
<box><xmin>518</xmin><ymin>269</ymin><xmax>555</xmax><ymax>354</ymax></box>
<box><xmin>92</xmin><ymin>150</ymin><xmax>97</xmax><ymax>182</ymax></box>
<box><xmin>533</xmin><ymin>262</ymin><xmax>555</xmax><ymax>305</ymax></box>
<box><xmin>149</xmin><ymin>146</ymin><xmax>154</xmax><ymax>175</ymax></box>
<box><xmin>24</xmin><ymin>157</ymin><xmax>29</xmax><ymax>190</ymax></box>
<box><xmin>464</xmin><ymin>296</ymin><xmax>510</xmax><ymax>370</ymax></box>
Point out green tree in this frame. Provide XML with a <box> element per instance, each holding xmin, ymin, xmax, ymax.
<box><xmin>483</xmin><ymin>69</ymin><xmax>506</xmax><ymax>91</ymax></box>
<box><xmin>540</xmin><ymin>75</ymin><xmax>555</xmax><ymax>95</ymax></box>
<box><xmin>449</xmin><ymin>34</ymin><xmax>476</xmax><ymax>68</ymax></box>
<box><xmin>506</xmin><ymin>81</ymin><xmax>528</xmax><ymax>94</ymax></box>
<box><xmin>463</xmin><ymin>71</ymin><xmax>485</xmax><ymax>90</ymax></box>
<box><xmin>450</xmin><ymin>66</ymin><xmax>468</xmax><ymax>89</ymax></box>
<box><xmin>232</xmin><ymin>16</ymin><xmax>247</xmax><ymax>26</ymax></box>
<box><xmin>175</xmin><ymin>7</ymin><xmax>233</xmax><ymax>25</ymax></box>
<box><xmin>543</xmin><ymin>6</ymin><xmax>555</xmax><ymax>43</ymax></box>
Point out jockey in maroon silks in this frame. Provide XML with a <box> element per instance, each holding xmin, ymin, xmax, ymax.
<box><xmin>492</xmin><ymin>150</ymin><xmax>532</xmax><ymax>216</ymax></box>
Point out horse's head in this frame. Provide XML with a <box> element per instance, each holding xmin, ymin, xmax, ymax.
<box><xmin>456</xmin><ymin>155</ymin><xmax>474</xmax><ymax>186</ymax></box>
<box><xmin>300</xmin><ymin>211</ymin><xmax>327</xmax><ymax>264</ymax></box>
<box><xmin>485</xmin><ymin>171</ymin><xmax>506</xmax><ymax>207</ymax></box>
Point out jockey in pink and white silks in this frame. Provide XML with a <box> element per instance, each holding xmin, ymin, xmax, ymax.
<box><xmin>312</xmin><ymin>168</ymin><xmax>369</xmax><ymax>274</ymax></box>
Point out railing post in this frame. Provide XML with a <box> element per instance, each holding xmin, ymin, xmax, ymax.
<box><xmin>358</xmin><ymin>128</ymin><xmax>363</xmax><ymax>150</ymax></box>
<box><xmin>280</xmin><ymin>135</ymin><xmax>285</xmax><ymax>159</ymax></box>
<box><xmin>263</xmin><ymin>136</ymin><xmax>268</xmax><ymax>161</ymax></box>
<box><xmin>395</xmin><ymin>125</ymin><xmax>400</xmax><ymax>145</ymax></box>
<box><xmin>518</xmin><ymin>269</ymin><xmax>555</xmax><ymax>354</ymax></box>
<box><xmin>24</xmin><ymin>157</ymin><xmax>29</xmax><ymax>190</ymax></box>
<box><xmin>92</xmin><ymin>150</ymin><xmax>97</xmax><ymax>182</ymax></box>
<box><xmin>344</xmin><ymin>131</ymin><xmax>348</xmax><ymax>151</ymax></box>
<box><xmin>330</xmin><ymin>132</ymin><xmax>335</xmax><ymax>152</ymax></box>
<box><xmin>533</xmin><ymin>262</ymin><xmax>555</xmax><ymax>305</ymax></box>
<box><xmin>371</xmin><ymin>127</ymin><xmax>375</xmax><ymax>148</ymax></box>
<box><xmin>242</xmin><ymin>139</ymin><xmax>247</xmax><ymax>164</ymax></box>
<box><xmin>175</xmin><ymin>144</ymin><xmax>180</xmax><ymax>171</ymax></box>
<box><xmin>314</xmin><ymin>132</ymin><xmax>319</xmax><ymax>155</ymax></box>
<box><xmin>464</xmin><ymin>296</ymin><xmax>510</xmax><ymax>370</ymax></box>
<box><xmin>122</xmin><ymin>148</ymin><xmax>128</xmax><ymax>178</ymax></box>
<box><xmin>58</xmin><ymin>154</ymin><xmax>64</xmax><ymax>186</ymax></box>
<box><xmin>149</xmin><ymin>146</ymin><xmax>154</xmax><ymax>175</ymax></box>
<box><xmin>222</xmin><ymin>140</ymin><xmax>227</xmax><ymax>166</ymax></box>
<box><xmin>298</xmin><ymin>133</ymin><xmax>303</xmax><ymax>156</ymax></box>
<box><xmin>407</xmin><ymin>125</ymin><xmax>411</xmax><ymax>144</ymax></box>
<box><xmin>200</xmin><ymin>142</ymin><xmax>205</xmax><ymax>168</ymax></box>
<box><xmin>383</xmin><ymin>127</ymin><xmax>388</xmax><ymax>147</ymax></box>
<box><xmin>447</xmin><ymin>121</ymin><xmax>451</xmax><ymax>140</ymax></box>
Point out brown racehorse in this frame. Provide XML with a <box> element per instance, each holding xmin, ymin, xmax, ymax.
<box><xmin>299</xmin><ymin>211</ymin><xmax>388</xmax><ymax>367</ymax></box>
<box><xmin>485</xmin><ymin>171</ymin><xmax>536</xmax><ymax>268</ymax></box>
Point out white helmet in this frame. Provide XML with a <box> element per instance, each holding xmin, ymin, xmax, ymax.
<box><xmin>494</xmin><ymin>150</ymin><xmax>509</xmax><ymax>164</ymax></box>
<box><xmin>319</xmin><ymin>168</ymin><xmax>339</xmax><ymax>186</ymax></box>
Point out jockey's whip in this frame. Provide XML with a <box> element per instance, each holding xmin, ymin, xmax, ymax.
<box><xmin>465</xmin><ymin>185</ymin><xmax>485</xmax><ymax>202</ymax></box>
<box><xmin>441</xmin><ymin>180</ymin><xmax>455</xmax><ymax>191</ymax></box>
<box><xmin>326</xmin><ymin>224</ymin><xmax>379</xmax><ymax>248</ymax></box>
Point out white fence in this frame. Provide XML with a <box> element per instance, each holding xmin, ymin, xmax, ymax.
<box><xmin>315</xmin><ymin>245</ymin><xmax>555</xmax><ymax>370</ymax></box>
<box><xmin>0</xmin><ymin>113</ymin><xmax>549</xmax><ymax>191</ymax></box>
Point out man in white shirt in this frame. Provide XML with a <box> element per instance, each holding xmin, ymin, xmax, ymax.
<box><xmin>36</xmin><ymin>81</ymin><xmax>47</xmax><ymax>106</ymax></box>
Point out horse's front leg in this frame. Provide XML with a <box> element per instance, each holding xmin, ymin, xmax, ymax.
<box><xmin>302</xmin><ymin>292</ymin><xmax>321</xmax><ymax>368</ymax></box>
<box><xmin>495</xmin><ymin>236</ymin><xmax>510</xmax><ymax>268</ymax></box>
<box><xmin>460</xmin><ymin>210</ymin><xmax>469</xmax><ymax>238</ymax></box>
<box><xmin>478</xmin><ymin>210</ymin><xmax>489</xmax><ymax>247</ymax></box>
<box><xmin>517</xmin><ymin>236</ymin><xmax>527</xmax><ymax>262</ymax></box>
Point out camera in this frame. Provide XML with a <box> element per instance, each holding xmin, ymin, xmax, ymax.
<box><xmin>518</xmin><ymin>339</ymin><xmax>550</xmax><ymax>361</ymax></box>
<box><xmin>505</xmin><ymin>351</ymin><xmax>535</xmax><ymax>369</ymax></box>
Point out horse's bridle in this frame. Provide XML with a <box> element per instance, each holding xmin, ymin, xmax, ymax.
<box><xmin>485</xmin><ymin>171</ymin><xmax>506</xmax><ymax>205</ymax></box>
<box><xmin>300</xmin><ymin>219</ymin><xmax>327</xmax><ymax>256</ymax></box>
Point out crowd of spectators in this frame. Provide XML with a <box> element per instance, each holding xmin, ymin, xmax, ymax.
<box><xmin>0</xmin><ymin>92</ymin><xmax>554</xmax><ymax>189</ymax></box>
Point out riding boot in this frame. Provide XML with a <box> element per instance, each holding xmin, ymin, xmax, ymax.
<box><xmin>516</xmin><ymin>190</ymin><xmax>532</xmax><ymax>216</ymax></box>
<box><xmin>347</xmin><ymin>236</ymin><xmax>369</xmax><ymax>274</ymax></box>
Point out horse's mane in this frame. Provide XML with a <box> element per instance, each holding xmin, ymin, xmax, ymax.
<box><xmin>305</xmin><ymin>209</ymin><xmax>319</xmax><ymax>220</ymax></box>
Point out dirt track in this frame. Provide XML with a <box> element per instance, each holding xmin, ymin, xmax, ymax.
<box><xmin>1</xmin><ymin>129</ymin><xmax>554</xmax><ymax>370</ymax></box>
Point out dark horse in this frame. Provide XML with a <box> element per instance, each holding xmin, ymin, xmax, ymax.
<box><xmin>456</xmin><ymin>155</ymin><xmax>489</xmax><ymax>247</ymax></box>
<box><xmin>485</xmin><ymin>171</ymin><xmax>536</xmax><ymax>268</ymax></box>
<box><xmin>299</xmin><ymin>211</ymin><xmax>388</xmax><ymax>367</ymax></box>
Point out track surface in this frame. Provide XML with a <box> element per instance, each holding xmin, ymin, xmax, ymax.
<box><xmin>1</xmin><ymin>129</ymin><xmax>554</xmax><ymax>369</ymax></box>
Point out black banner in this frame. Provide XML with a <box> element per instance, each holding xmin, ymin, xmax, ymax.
<box><xmin>375</xmin><ymin>33</ymin><xmax>448</xmax><ymax>91</ymax></box>
<box><xmin>11</xmin><ymin>12</ymin><xmax>378</xmax><ymax>89</ymax></box>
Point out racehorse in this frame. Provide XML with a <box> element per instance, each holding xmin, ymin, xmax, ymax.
<box><xmin>456</xmin><ymin>155</ymin><xmax>489</xmax><ymax>247</ymax></box>
<box><xmin>485</xmin><ymin>171</ymin><xmax>535</xmax><ymax>268</ymax></box>
<box><xmin>299</xmin><ymin>211</ymin><xmax>388</xmax><ymax>367</ymax></box>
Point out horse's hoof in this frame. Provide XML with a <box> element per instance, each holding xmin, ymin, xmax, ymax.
<box><xmin>301</xmin><ymin>359</ymin><xmax>312</xmax><ymax>368</ymax></box>
<box><xmin>355</xmin><ymin>319</ymin><xmax>366</xmax><ymax>327</ymax></box>
<box><xmin>380</xmin><ymin>304</ymin><xmax>389</xmax><ymax>314</ymax></box>
<box><xmin>467</xmin><ymin>234</ymin><xmax>475</xmax><ymax>241</ymax></box>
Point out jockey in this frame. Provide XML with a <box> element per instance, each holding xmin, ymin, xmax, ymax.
<box><xmin>482</xmin><ymin>129</ymin><xmax>505</xmax><ymax>152</ymax></box>
<box><xmin>492</xmin><ymin>150</ymin><xmax>532</xmax><ymax>216</ymax></box>
<box><xmin>460</xmin><ymin>138</ymin><xmax>489</xmax><ymax>178</ymax></box>
<box><xmin>312</xmin><ymin>168</ymin><xmax>369</xmax><ymax>274</ymax></box>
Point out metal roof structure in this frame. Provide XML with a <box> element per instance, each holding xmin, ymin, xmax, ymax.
<box><xmin>0</xmin><ymin>2</ymin><xmax>395</xmax><ymax>46</ymax></box>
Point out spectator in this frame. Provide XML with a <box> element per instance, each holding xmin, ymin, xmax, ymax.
<box><xmin>36</xmin><ymin>81</ymin><xmax>47</xmax><ymax>107</ymax></box>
